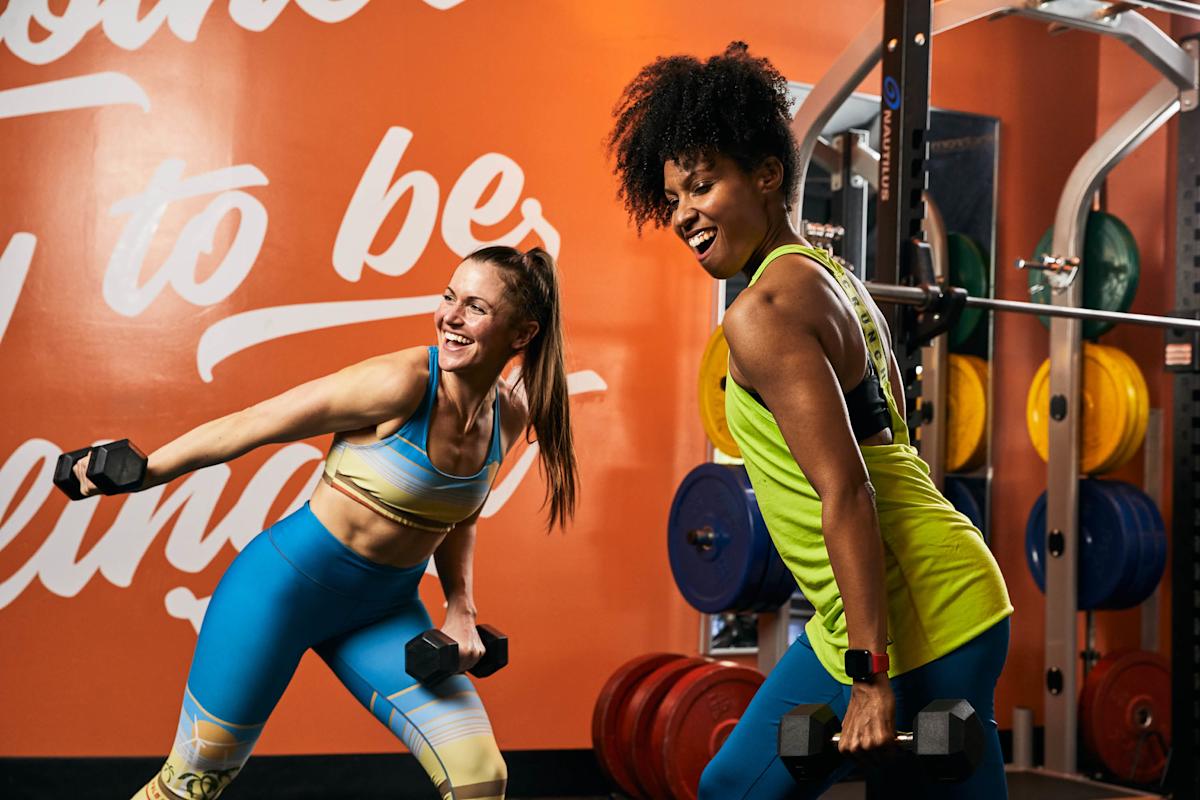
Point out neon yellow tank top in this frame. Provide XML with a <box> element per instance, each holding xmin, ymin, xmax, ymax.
<box><xmin>724</xmin><ymin>244</ymin><xmax>1012</xmax><ymax>683</ymax></box>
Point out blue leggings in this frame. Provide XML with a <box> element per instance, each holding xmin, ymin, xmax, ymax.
<box><xmin>699</xmin><ymin>619</ymin><xmax>1010</xmax><ymax>800</ymax></box>
<box><xmin>148</xmin><ymin>503</ymin><xmax>506</xmax><ymax>800</ymax></box>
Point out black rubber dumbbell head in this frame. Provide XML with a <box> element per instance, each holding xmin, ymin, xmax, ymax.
<box><xmin>914</xmin><ymin>699</ymin><xmax>984</xmax><ymax>781</ymax></box>
<box><xmin>405</xmin><ymin>629</ymin><xmax>460</xmax><ymax>685</ymax></box>
<box><xmin>779</xmin><ymin>703</ymin><xmax>842</xmax><ymax>783</ymax></box>
<box><xmin>87</xmin><ymin>439</ymin><xmax>147</xmax><ymax>494</ymax></box>
<box><xmin>53</xmin><ymin>447</ymin><xmax>93</xmax><ymax>500</ymax></box>
<box><xmin>468</xmin><ymin>624</ymin><xmax>508</xmax><ymax>678</ymax></box>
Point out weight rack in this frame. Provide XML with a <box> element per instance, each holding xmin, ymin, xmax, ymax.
<box><xmin>790</xmin><ymin>0</ymin><xmax>1199</xmax><ymax>795</ymax></box>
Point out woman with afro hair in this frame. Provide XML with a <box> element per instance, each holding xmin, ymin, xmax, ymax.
<box><xmin>609</xmin><ymin>43</ymin><xmax>1012</xmax><ymax>799</ymax></box>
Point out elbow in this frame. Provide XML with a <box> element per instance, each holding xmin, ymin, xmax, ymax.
<box><xmin>818</xmin><ymin>480</ymin><xmax>878</xmax><ymax>519</ymax></box>
<box><xmin>219</xmin><ymin>408</ymin><xmax>270</xmax><ymax>454</ymax></box>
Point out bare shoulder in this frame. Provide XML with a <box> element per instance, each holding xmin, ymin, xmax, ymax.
<box><xmin>498</xmin><ymin>375</ymin><xmax>530</xmax><ymax>452</ymax></box>
<box><xmin>336</xmin><ymin>346</ymin><xmax>431</xmax><ymax>414</ymax></box>
<box><xmin>724</xmin><ymin>252</ymin><xmax>833</xmax><ymax>351</ymax></box>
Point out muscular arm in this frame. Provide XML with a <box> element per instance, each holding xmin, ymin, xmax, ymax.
<box><xmin>724</xmin><ymin>278</ymin><xmax>888</xmax><ymax>655</ymax></box>
<box><xmin>433</xmin><ymin>510</ymin><xmax>489</xmax><ymax>670</ymax></box>
<box><xmin>141</xmin><ymin>349</ymin><xmax>426</xmax><ymax>490</ymax></box>
<box><xmin>433</xmin><ymin>375</ymin><xmax>529</xmax><ymax>616</ymax></box>
<box><xmin>434</xmin><ymin>512</ymin><xmax>480</xmax><ymax>618</ymax></box>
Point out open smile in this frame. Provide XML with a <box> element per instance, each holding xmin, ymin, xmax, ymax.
<box><xmin>442</xmin><ymin>331</ymin><xmax>475</xmax><ymax>348</ymax></box>
<box><xmin>687</xmin><ymin>227</ymin><xmax>718</xmax><ymax>261</ymax></box>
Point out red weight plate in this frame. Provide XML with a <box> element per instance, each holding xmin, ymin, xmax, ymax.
<box><xmin>1080</xmin><ymin>649</ymin><xmax>1171</xmax><ymax>784</ymax></box>
<box><xmin>623</xmin><ymin>657</ymin><xmax>712</xmax><ymax>800</ymax></box>
<box><xmin>592</xmin><ymin>653</ymin><xmax>686</xmax><ymax>797</ymax></box>
<box><xmin>650</xmin><ymin>662</ymin><xmax>765</xmax><ymax>800</ymax></box>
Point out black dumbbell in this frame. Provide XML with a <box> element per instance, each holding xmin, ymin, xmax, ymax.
<box><xmin>53</xmin><ymin>439</ymin><xmax>147</xmax><ymax>500</ymax></box>
<box><xmin>405</xmin><ymin>624</ymin><xmax>508</xmax><ymax>685</ymax></box>
<box><xmin>779</xmin><ymin>699</ymin><xmax>984</xmax><ymax>784</ymax></box>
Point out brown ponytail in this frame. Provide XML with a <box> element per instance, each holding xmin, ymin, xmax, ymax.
<box><xmin>470</xmin><ymin>245</ymin><xmax>577</xmax><ymax>529</ymax></box>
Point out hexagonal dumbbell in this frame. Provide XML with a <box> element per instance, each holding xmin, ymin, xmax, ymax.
<box><xmin>405</xmin><ymin>624</ymin><xmax>508</xmax><ymax>685</ymax></box>
<box><xmin>53</xmin><ymin>439</ymin><xmax>147</xmax><ymax>500</ymax></box>
<box><xmin>778</xmin><ymin>698</ymin><xmax>984</xmax><ymax>785</ymax></box>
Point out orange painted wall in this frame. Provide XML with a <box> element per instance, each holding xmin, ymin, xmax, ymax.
<box><xmin>0</xmin><ymin>0</ymin><xmax>1174</xmax><ymax>758</ymax></box>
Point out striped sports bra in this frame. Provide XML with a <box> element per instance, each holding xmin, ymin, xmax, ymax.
<box><xmin>322</xmin><ymin>347</ymin><xmax>504</xmax><ymax>533</ymax></box>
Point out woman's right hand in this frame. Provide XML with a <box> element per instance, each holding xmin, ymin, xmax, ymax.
<box><xmin>441</xmin><ymin>614</ymin><xmax>486</xmax><ymax>673</ymax></box>
<box><xmin>71</xmin><ymin>453</ymin><xmax>99</xmax><ymax>497</ymax></box>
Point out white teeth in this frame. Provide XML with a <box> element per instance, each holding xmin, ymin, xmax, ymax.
<box><xmin>444</xmin><ymin>332</ymin><xmax>473</xmax><ymax>345</ymax></box>
<box><xmin>688</xmin><ymin>229</ymin><xmax>715</xmax><ymax>248</ymax></box>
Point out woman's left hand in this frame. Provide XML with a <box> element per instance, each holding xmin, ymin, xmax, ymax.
<box><xmin>441</xmin><ymin>611</ymin><xmax>485</xmax><ymax>673</ymax></box>
<box><xmin>837</xmin><ymin>674</ymin><xmax>897</xmax><ymax>769</ymax></box>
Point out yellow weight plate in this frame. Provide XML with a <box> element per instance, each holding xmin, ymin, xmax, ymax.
<box><xmin>1087</xmin><ymin>344</ymin><xmax>1136</xmax><ymax>474</ymax></box>
<box><xmin>1026</xmin><ymin>360</ymin><xmax>1050</xmax><ymax>463</ymax></box>
<box><xmin>946</xmin><ymin>354</ymin><xmax>988</xmax><ymax>473</ymax></box>
<box><xmin>698</xmin><ymin>326</ymin><xmax>741</xmax><ymax>457</ymax></box>
<box><xmin>1086</xmin><ymin>345</ymin><xmax>1134</xmax><ymax>474</ymax></box>
<box><xmin>1025</xmin><ymin>343</ymin><xmax>1130</xmax><ymax>475</ymax></box>
<box><xmin>1099</xmin><ymin>345</ymin><xmax>1149</xmax><ymax>472</ymax></box>
<box><xmin>963</xmin><ymin>355</ymin><xmax>990</xmax><ymax>471</ymax></box>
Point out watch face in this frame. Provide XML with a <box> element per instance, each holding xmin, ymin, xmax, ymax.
<box><xmin>845</xmin><ymin>649</ymin><xmax>870</xmax><ymax>678</ymax></box>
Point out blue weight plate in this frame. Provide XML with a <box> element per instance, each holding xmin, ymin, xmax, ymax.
<box><xmin>744</xmin><ymin>518</ymin><xmax>782</xmax><ymax>612</ymax></box>
<box><xmin>754</xmin><ymin>543</ymin><xmax>797</xmax><ymax>611</ymax></box>
<box><xmin>668</xmin><ymin>464</ymin><xmax>772</xmax><ymax>613</ymax></box>
<box><xmin>944</xmin><ymin>477</ymin><xmax>984</xmax><ymax>532</ymax></box>
<box><xmin>747</xmin><ymin>543</ymin><xmax>782</xmax><ymax>612</ymax></box>
<box><xmin>1111</xmin><ymin>482</ymin><xmax>1167</xmax><ymax>608</ymax></box>
<box><xmin>1024</xmin><ymin>480</ymin><xmax>1135</xmax><ymax>610</ymax></box>
<box><xmin>1097</xmin><ymin>482</ymin><xmax>1146</xmax><ymax>610</ymax></box>
<box><xmin>767</xmin><ymin>548</ymin><xmax>798</xmax><ymax>607</ymax></box>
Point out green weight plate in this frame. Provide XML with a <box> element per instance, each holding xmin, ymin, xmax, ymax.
<box><xmin>947</xmin><ymin>233</ymin><xmax>988</xmax><ymax>348</ymax></box>
<box><xmin>1027</xmin><ymin>211</ymin><xmax>1140</xmax><ymax>339</ymax></box>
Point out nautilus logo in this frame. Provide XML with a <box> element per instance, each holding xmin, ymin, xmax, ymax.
<box><xmin>883</xmin><ymin>77</ymin><xmax>901</xmax><ymax>110</ymax></box>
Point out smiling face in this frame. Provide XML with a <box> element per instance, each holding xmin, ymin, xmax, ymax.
<box><xmin>663</xmin><ymin>153</ymin><xmax>782</xmax><ymax>280</ymax></box>
<box><xmin>435</xmin><ymin>258</ymin><xmax>537</xmax><ymax>373</ymax></box>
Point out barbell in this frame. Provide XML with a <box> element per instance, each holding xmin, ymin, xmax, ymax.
<box><xmin>864</xmin><ymin>280</ymin><xmax>1200</xmax><ymax>333</ymax></box>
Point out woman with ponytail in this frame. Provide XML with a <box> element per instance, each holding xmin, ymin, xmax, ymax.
<box><xmin>67</xmin><ymin>247</ymin><xmax>575</xmax><ymax>800</ymax></box>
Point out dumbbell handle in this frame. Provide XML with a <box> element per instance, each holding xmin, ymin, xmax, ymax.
<box><xmin>829</xmin><ymin>731</ymin><xmax>916</xmax><ymax>747</ymax></box>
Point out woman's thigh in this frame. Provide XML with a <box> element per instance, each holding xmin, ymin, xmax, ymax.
<box><xmin>317</xmin><ymin>604</ymin><xmax>507</xmax><ymax>800</ymax></box>
<box><xmin>159</xmin><ymin>523</ymin><xmax>360</xmax><ymax>798</ymax></box>
<box><xmin>890</xmin><ymin>619</ymin><xmax>1010</xmax><ymax>800</ymax></box>
<box><xmin>699</xmin><ymin>632</ymin><xmax>854</xmax><ymax>800</ymax></box>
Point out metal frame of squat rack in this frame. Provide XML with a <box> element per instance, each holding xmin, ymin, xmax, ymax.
<box><xmin>1167</xmin><ymin>33</ymin><xmax>1200</xmax><ymax>800</ymax></box>
<box><xmin>788</xmin><ymin>0</ymin><xmax>1199</xmax><ymax>786</ymax></box>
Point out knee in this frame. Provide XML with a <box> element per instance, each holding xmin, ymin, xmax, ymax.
<box><xmin>445</xmin><ymin>740</ymin><xmax>507</xmax><ymax>798</ymax></box>
<box><xmin>153</xmin><ymin>736</ymin><xmax>253</xmax><ymax>800</ymax></box>
<box><xmin>469</xmin><ymin>743</ymin><xmax>507</xmax><ymax>785</ymax></box>
<box><xmin>698</xmin><ymin>752</ymin><xmax>742</xmax><ymax>800</ymax></box>
<box><xmin>153</xmin><ymin>695</ymin><xmax>262</xmax><ymax>800</ymax></box>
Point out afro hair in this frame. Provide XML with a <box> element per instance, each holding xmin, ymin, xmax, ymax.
<box><xmin>607</xmin><ymin>41</ymin><xmax>799</xmax><ymax>232</ymax></box>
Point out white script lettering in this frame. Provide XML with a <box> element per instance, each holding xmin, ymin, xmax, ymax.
<box><xmin>0</xmin><ymin>233</ymin><xmax>35</xmax><ymax>345</ymax></box>
<box><xmin>105</xmin><ymin>160</ymin><xmax>268</xmax><ymax>316</ymax></box>
<box><xmin>334</xmin><ymin>127</ymin><xmax>560</xmax><ymax>282</ymax></box>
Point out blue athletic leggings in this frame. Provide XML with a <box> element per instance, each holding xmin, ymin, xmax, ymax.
<box><xmin>699</xmin><ymin>619</ymin><xmax>1010</xmax><ymax>800</ymax></box>
<box><xmin>146</xmin><ymin>503</ymin><xmax>506</xmax><ymax>800</ymax></box>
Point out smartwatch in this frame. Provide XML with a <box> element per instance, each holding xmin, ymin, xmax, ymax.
<box><xmin>844</xmin><ymin>649</ymin><xmax>890</xmax><ymax>681</ymax></box>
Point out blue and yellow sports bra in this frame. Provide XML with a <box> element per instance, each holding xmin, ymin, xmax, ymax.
<box><xmin>322</xmin><ymin>346</ymin><xmax>503</xmax><ymax>532</ymax></box>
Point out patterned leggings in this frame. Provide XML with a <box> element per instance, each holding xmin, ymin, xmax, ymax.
<box><xmin>133</xmin><ymin>503</ymin><xmax>505</xmax><ymax>800</ymax></box>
